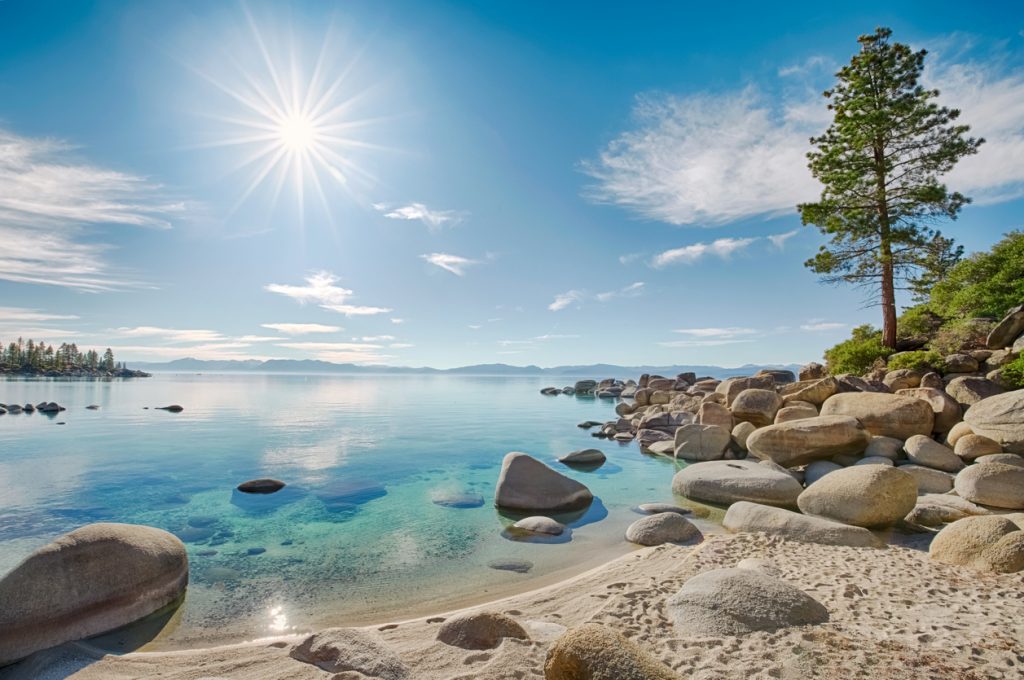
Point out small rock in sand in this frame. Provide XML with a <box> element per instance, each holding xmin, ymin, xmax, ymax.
<box><xmin>625</xmin><ymin>513</ymin><xmax>700</xmax><ymax>546</ymax></box>
<box><xmin>544</xmin><ymin>623</ymin><xmax>681</xmax><ymax>680</ymax></box>
<box><xmin>290</xmin><ymin>627</ymin><xmax>410</xmax><ymax>679</ymax></box>
<box><xmin>436</xmin><ymin>611</ymin><xmax>529</xmax><ymax>650</ymax></box>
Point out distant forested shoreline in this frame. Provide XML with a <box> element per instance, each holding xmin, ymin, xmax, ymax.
<box><xmin>1</xmin><ymin>339</ymin><xmax>150</xmax><ymax>378</ymax></box>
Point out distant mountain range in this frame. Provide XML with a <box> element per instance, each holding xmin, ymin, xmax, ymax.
<box><xmin>130</xmin><ymin>357</ymin><xmax>803</xmax><ymax>380</ymax></box>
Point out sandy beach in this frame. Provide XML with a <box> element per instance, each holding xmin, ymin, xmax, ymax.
<box><xmin>6</xmin><ymin>530</ymin><xmax>1022</xmax><ymax>679</ymax></box>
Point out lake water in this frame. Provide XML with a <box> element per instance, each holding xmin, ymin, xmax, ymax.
<box><xmin>0</xmin><ymin>373</ymin><xmax>709</xmax><ymax>650</ymax></box>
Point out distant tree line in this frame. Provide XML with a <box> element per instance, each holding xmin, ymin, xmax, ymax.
<box><xmin>1</xmin><ymin>338</ymin><xmax>125</xmax><ymax>373</ymax></box>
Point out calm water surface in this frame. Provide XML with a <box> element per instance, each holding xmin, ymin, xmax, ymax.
<box><xmin>0</xmin><ymin>373</ymin><xmax>705</xmax><ymax>649</ymax></box>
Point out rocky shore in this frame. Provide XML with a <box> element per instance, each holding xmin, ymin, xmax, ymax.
<box><xmin>1</xmin><ymin>306</ymin><xmax>1023</xmax><ymax>678</ymax></box>
<box><xmin>0</xmin><ymin>366</ymin><xmax>150</xmax><ymax>378</ymax></box>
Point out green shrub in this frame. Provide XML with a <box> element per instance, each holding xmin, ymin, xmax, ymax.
<box><xmin>929</xmin><ymin>230</ymin><xmax>1024</xmax><ymax>320</ymax></box>
<box><xmin>1002</xmin><ymin>355</ymin><xmax>1024</xmax><ymax>390</ymax></box>
<box><xmin>897</xmin><ymin>305</ymin><xmax>944</xmax><ymax>339</ymax></box>
<box><xmin>887</xmin><ymin>350</ymin><xmax>944</xmax><ymax>372</ymax></box>
<box><xmin>929</xmin><ymin>318</ymin><xmax>995</xmax><ymax>355</ymax></box>
<box><xmin>824</xmin><ymin>325</ymin><xmax>892</xmax><ymax>376</ymax></box>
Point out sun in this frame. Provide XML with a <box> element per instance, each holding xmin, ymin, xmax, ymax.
<box><xmin>277</xmin><ymin>114</ymin><xmax>318</xmax><ymax>153</ymax></box>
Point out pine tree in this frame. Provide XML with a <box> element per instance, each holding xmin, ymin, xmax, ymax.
<box><xmin>799</xmin><ymin>27</ymin><xmax>983</xmax><ymax>349</ymax></box>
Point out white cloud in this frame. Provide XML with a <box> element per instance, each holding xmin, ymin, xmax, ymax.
<box><xmin>112</xmin><ymin>326</ymin><xmax>225</xmax><ymax>343</ymax></box>
<box><xmin>276</xmin><ymin>341</ymin><xmax>383</xmax><ymax>351</ymax></box>
<box><xmin>355</xmin><ymin>335</ymin><xmax>395</xmax><ymax>342</ymax></box>
<box><xmin>236</xmin><ymin>335</ymin><xmax>283</xmax><ymax>342</ymax></box>
<box><xmin>651</xmin><ymin>237</ymin><xmax>757</xmax><ymax>267</ymax></box>
<box><xmin>265</xmin><ymin>272</ymin><xmax>392</xmax><ymax>317</ymax></box>
<box><xmin>548</xmin><ymin>290</ymin><xmax>585</xmax><ymax>311</ymax></box>
<box><xmin>767</xmin><ymin>229</ymin><xmax>799</xmax><ymax>249</ymax></box>
<box><xmin>107</xmin><ymin>343</ymin><xmax>273</xmax><ymax>362</ymax></box>
<box><xmin>800</xmin><ymin>321</ymin><xmax>847</xmax><ymax>332</ymax></box>
<box><xmin>673</xmin><ymin>327</ymin><xmax>758</xmax><ymax>339</ymax></box>
<box><xmin>389</xmin><ymin>343</ymin><xmax>414</xmax><ymax>349</ymax></box>
<box><xmin>420</xmin><ymin>252</ymin><xmax>479</xmax><ymax>276</ymax></box>
<box><xmin>583</xmin><ymin>41</ymin><xmax>1024</xmax><ymax>225</ymax></box>
<box><xmin>374</xmin><ymin>202</ymin><xmax>464</xmax><ymax>230</ymax></box>
<box><xmin>274</xmin><ymin>340</ymin><xmax>392</xmax><ymax>364</ymax></box>
<box><xmin>467</xmin><ymin>324</ymin><xmax>482</xmax><ymax>330</ymax></box>
<box><xmin>618</xmin><ymin>253</ymin><xmax>642</xmax><ymax>265</ymax></box>
<box><xmin>390</xmin><ymin>318</ymin><xmax>405</xmax><ymax>324</ymax></box>
<box><xmin>0</xmin><ymin>307</ymin><xmax>79</xmax><ymax>323</ymax></box>
<box><xmin>261</xmin><ymin>322</ymin><xmax>341</xmax><ymax>335</ymax></box>
<box><xmin>0</xmin><ymin>128</ymin><xmax>183</xmax><ymax>290</ymax></box>
<box><xmin>658</xmin><ymin>339</ymin><xmax>754</xmax><ymax>348</ymax></box>
<box><xmin>595</xmin><ymin>281</ymin><xmax>645</xmax><ymax>302</ymax></box>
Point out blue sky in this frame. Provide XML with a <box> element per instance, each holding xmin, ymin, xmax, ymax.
<box><xmin>1</xmin><ymin>1</ymin><xmax>1022</xmax><ymax>368</ymax></box>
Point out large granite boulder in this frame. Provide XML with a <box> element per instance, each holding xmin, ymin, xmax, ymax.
<box><xmin>494</xmin><ymin>452</ymin><xmax>593</xmax><ymax>512</ymax></box>
<box><xmin>896</xmin><ymin>387</ymin><xmax>962</xmax><ymax>434</ymax></box>
<box><xmin>946</xmin><ymin>376</ymin><xmax>1006</xmax><ymax>408</ymax></box>
<box><xmin>799</xmin><ymin>362</ymin><xmax>827</xmax><ymax>381</ymax></box>
<box><xmin>897</xmin><ymin>464</ymin><xmax>955</xmax><ymax>494</ymax></box>
<box><xmin>436</xmin><ymin>611</ymin><xmax>528</xmax><ymax>650</ymax></box>
<box><xmin>666</xmin><ymin>568</ymin><xmax>828</xmax><ymax>636</ymax></box>
<box><xmin>673</xmin><ymin>423</ymin><xmax>731</xmax><ymax>462</ymax></box>
<box><xmin>903</xmin><ymin>435</ymin><xmax>964</xmax><ymax>473</ymax></box>
<box><xmin>730</xmin><ymin>389</ymin><xmax>783</xmax><ymax>427</ymax></box>
<box><xmin>955</xmin><ymin>434</ymin><xmax>1003</xmax><ymax>460</ymax></box>
<box><xmin>864</xmin><ymin>436</ymin><xmax>903</xmax><ymax>460</ymax></box>
<box><xmin>723</xmin><ymin>501</ymin><xmax>882</xmax><ymax>547</ymax></box>
<box><xmin>964</xmin><ymin>390</ymin><xmax>1024</xmax><ymax>454</ymax></box>
<box><xmin>781</xmin><ymin>377</ymin><xmax>839</xmax><ymax>407</ymax></box>
<box><xmin>986</xmin><ymin>304</ymin><xmax>1024</xmax><ymax>349</ymax></box>
<box><xmin>696</xmin><ymin>402</ymin><xmax>733</xmax><ymax>431</ymax></box>
<box><xmin>290</xmin><ymin>628</ymin><xmax>409</xmax><ymax>679</ymax></box>
<box><xmin>0</xmin><ymin>523</ymin><xmax>188</xmax><ymax>665</ymax></box>
<box><xmin>804</xmin><ymin>460</ymin><xmax>842</xmax><ymax>486</ymax></box>
<box><xmin>671</xmin><ymin>460</ymin><xmax>802</xmax><ymax>508</ymax></box>
<box><xmin>797</xmin><ymin>466</ymin><xmax>917</xmax><ymax>528</ymax></box>
<box><xmin>953</xmin><ymin>462</ymin><xmax>1024</xmax><ymax>509</ymax></box>
<box><xmin>544</xmin><ymin>624</ymin><xmax>681</xmax><ymax>680</ymax></box>
<box><xmin>820</xmin><ymin>392</ymin><xmax>933</xmax><ymax>439</ymax></box>
<box><xmin>774</xmin><ymin>403</ymin><xmax>819</xmax><ymax>424</ymax></box>
<box><xmin>746</xmin><ymin>415</ymin><xmax>870</xmax><ymax>468</ymax></box>
<box><xmin>929</xmin><ymin>516</ymin><xmax>1024</xmax><ymax>573</ymax></box>
<box><xmin>716</xmin><ymin>375</ymin><xmax>775</xmax><ymax>406</ymax></box>
<box><xmin>625</xmin><ymin>513</ymin><xmax>700</xmax><ymax>546</ymax></box>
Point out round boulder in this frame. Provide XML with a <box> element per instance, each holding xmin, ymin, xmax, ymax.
<box><xmin>237</xmin><ymin>478</ymin><xmax>286</xmax><ymax>494</ymax></box>
<box><xmin>820</xmin><ymin>393</ymin><xmax>934</xmax><ymax>439</ymax></box>
<box><xmin>625</xmin><ymin>513</ymin><xmax>700</xmax><ymax>546</ymax></box>
<box><xmin>746</xmin><ymin>415</ymin><xmax>870</xmax><ymax>468</ymax></box>
<box><xmin>903</xmin><ymin>435</ymin><xmax>964</xmax><ymax>473</ymax></box>
<box><xmin>558</xmin><ymin>449</ymin><xmax>606</xmax><ymax>466</ymax></box>
<box><xmin>954</xmin><ymin>434</ymin><xmax>1003</xmax><ymax>460</ymax></box>
<box><xmin>730</xmin><ymin>388</ymin><xmax>783</xmax><ymax>427</ymax></box>
<box><xmin>436</xmin><ymin>611</ymin><xmax>528</xmax><ymax>650</ymax></box>
<box><xmin>673</xmin><ymin>423</ymin><xmax>731</xmax><ymax>462</ymax></box>
<box><xmin>774</xmin><ymin>403</ymin><xmax>818</xmax><ymax>424</ymax></box>
<box><xmin>797</xmin><ymin>465</ymin><xmax>917</xmax><ymax>528</ymax></box>
<box><xmin>495</xmin><ymin>452</ymin><xmax>593</xmax><ymax>512</ymax></box>
<box><xmin>0</xmin><ymin>523</ymin><xmax>188</xmax><ymax>665</ymax></box>
<box><xmin>512</xmin><ymin>516</ymin><xmax>566</xmax><ymax>536</ymax></box>
<box><xmin>544</xmin><ymin>623</ymin><xmax>680</xmax><ymax>680</ymax></box>
<box><xmin>897</xmin><ymin>464</ymin><xmax>955</xmax><ymax>494</ymax></box>
<box><xmin>731</xmin><ymin>421</ymin><xmax>757</xmax><ymax>451</ymax></box>
<box><xmin>723</xmin><ymin>501</ymin><xmax>881</xmax><ymax>548</ymax></box>
<box><xmin>946</xmin><ymin>376</ymin><xmax>1006</xmax><ymax>407</ymax></box>
<box><xmin>896</xmin><ymin>387</ymin><xmax>963</xmax><ymax>434</ymax></box>
<box><xmin>671</xmin><ymin>459</ymin><xmax>803</xmax><ymax>508</ymax></box>
<box><xmin>953</xmin><ymin>462</ymin><xmax>1024</xmax><ymax>509</ymax></box>
<box><xmin>929</xmin><ymin>515</ymin><xmax>1024</xmax><ymax>573</ymax></box>
<box><xmin>864</xmin><ymin>436</ymin><xmax>903</xmax><ymax>460</ymax></box>
<box><xmin>963</xmin><ymin>390</ymin><xmax>1024</xmax><ymax>454</ymax></box>
<box><xmin>666</xmin><ymin>568</ymin><xmax>828</xmax><ymax>636</ymax></box>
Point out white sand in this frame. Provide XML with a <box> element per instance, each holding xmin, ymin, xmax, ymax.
<box><xmin>6</xmin><ymin>532</ymin><xmax>1024</xmax><ymax>679</ymax></box>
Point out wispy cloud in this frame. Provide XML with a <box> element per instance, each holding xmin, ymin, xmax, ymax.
<box><xmin>0</xmin><ymin>307</ymin><xmax>79</xmax><ymax>323</ymax></box>
<box><xmin>421</xmin><ymin>252</ymin><xmax>479</xmax><ymax>276</ymax></box>
<box><xmin>0</xmin><ymin>128</ymin><xmax>183</xmax><ymax>291</ymax></box>
<box><xmin>618</xmin><ymin>253</ymin><xmax>642</xmax><ymax>265</ymax></box>
<box><xmin>389</xmin><ymin>342</ymin><xmax>414</xmax><ymax>349</ymax></box>
<box><xmin>261</xmin><ymin>322</ymin><xmax>342</xmax><ymax>335</ymax></box>
<box><xmin>767</xmin><ymin>229</ymin><xmax>799</xmax><ymax>249</ymax></box>
<box><xmin>498</xmin><ymin>333</ymin><xmax>580</xmax><ymax>348</ymax></box>
<box><xmin>390</xmin><ymin>318</ymin><xmax>405</xmax><ymax>325</ymax></box>
<box><xmin>595</xmin><ymin>281</ymin><xmax>645</xmax><ymax>302</ymax></box>
<box><xmin>673</xmin><ymin>327</ymin><xmax>758</xmax><ymax>339</ymax></box>
<box><xmin>548</xmin><ymin>290</ymin><xmax>585</xmax><ymax>311</ymax></box>
<box><xmin>112</xmin><ymin>326</ymin><xmax>225</xmax><ymax>343</ymax></box>
<box><xmin>265</xmin><ymin>272</ymin><xmax>392</xmax><ymax>316</ymax></box>
<box><xmin>651</xmin><ymin>237</ymin><xmax>757</xmax><ymax>267</ymax></box>
<box><xmin>658</xmin><ymin>338</ymin><xmax>754</xmax><ymax>348</ymax></box>
<box><xmin>583</xmin><ymin>38</ymin><xmax>1024</xmax><ymax>224</ymax></box>
<box><xmin>354</xmin><ymin>335</ymin><xmax>395</xmax><ymax>342</ymax></box>
<box><xmin>275</xmin><ymin>340</ymin><xmax>393</xmax><ymax>364</ymax></box>
<box><xmin>800</xmin><ymin>320</ymin><xmax>847</xmax><ymax>332</ymax></box>
<box><xmin>374</xmin><ymin>202</ymin><xmax>465</xmax><ymax>230</ymax></box>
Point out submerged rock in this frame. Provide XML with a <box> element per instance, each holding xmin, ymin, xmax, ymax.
<box><xmin>237</xmin><ymin>478</ymin><xmax>286</xmax><ymax>494</ymax></box>
<box><xmin>487</xmin><ymin>558</ymin><xmax>533</xmax><ymax>574</ymax></box>
<box><xmin>431</xmin><ymin>491</ymin><xmax>485</xmax><ymax>508</ymax></box>
<box><xmin>558</xmin><ymin>448</ymin><xmax>606</xmax><ymax>465</ymax></box>
<box><xmin>636</xmin><ymin>502</ymin><xmax>691</xmax><ymax>516</ymax></box>
<box><xmin>436</xmin><ymin>611</ymin><xmax>528</xmax><ymax>650</ymax></box>
<box><xmin>0</xmin><ymin>523</ymin><xmax>188</xmax><ymax>665</ymax></box>
<box><xmin>495</xmin><ymin>452</ymin><xmax>593</xmax><ymax>512</ymax></box>
<box><xmin>512</xmin><ymin>516</ymin><xmax>566</xmax><ymax>535</ymax></box>
<box><xmin>544</xmin><ymin>623</ymin><xmax>681</xmax><ymax>680</ymax></box>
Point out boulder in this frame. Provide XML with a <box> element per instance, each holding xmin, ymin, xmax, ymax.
<box><xmin>897</xmin><ymin>464</ymin><xmax>955</xmax><ymax>494</ymax></box>
<box><xmin>716</xmin><ymin>376</ymin><xmax>776</xmax><ymax>407</ymax></box>
<box><xmin>976</xmin><ymin>453</ymin><xmax>1024</xmax><ymax>468</ymax></box>
<box><xmin>574</xmin><ymin>379</ymin><xmax>597</xmax><ymax>394</ymax></box>
<box><xmin>854</xmin><ymin>456</ymin><xmax>893</xmax><ymax>466</ymax></box>
<box><xmin>946</xmin><ymin>376</ymin><xmax>1006</xmax><ymax>407</ymax></box>
<box><xmin>820</xmin><ymin>392</ymin><xmax>933</xmax><ymax>439</ymax></box>
<box><xmin>696</xmin><ymin>402</ymin><xmax>733</xmax><ymax>431</ymax></box>
<box><xmin>237</xmin><ymin>478</ymin><xmax>286</xmax><ymax>494</ymax></box>
<box><xmin>431</xmin><ymin>492</ymin><xmax>485</xmax><ymax>508</ymax></box>
<box><xmin>963</xmin><ymin>390</ymin><xmax>1024</xmax><ymax>454</ymax></box>
<box><xmin>436</xmin><ymin>611</ymin><xmax>528</xmax><ymax>650</ymax></box>
<box><xmin>945</xmin><ymin>421</ymin><xmax>974</xmax><ymax>447</ymax></box>
<box><xmin>731</xmin><ymin>421</ymin><xmax>757</xmax><ymax>450</ymax></box>
<box><xmin>671</xmin><ymin>459</ymin><xmax>803</xmax><ymax>508</ymax></box>
<box><xmin>666</xmin><ymin>568</ymin><xmax>828</xmax><ymax>636</ymax></box>
<box><xmin>944</xmin><ymin>353</ymin><xmax>979</xmax><ymax>373</ymax></box>
<box><xmin>673</xmin><ymin>423</ymin><xmax>731</xmax><ymax>462</ymax></box>
<box><xmin>157</xmin><ymin>404</ymin><xmax>184</xmax><ymax>413</ymax></box>
<box><xmin>730</xmin><ymin>389</ymin><xmax>783</xmax><ymax>427</ymax></box>
<box><xmin>512</xmin><ymin>516</ymin><xmax>566</xmax><ymax>535</ymax></box>
<box><xmin>781</xmin><ymin>377</ymin><xmax>838</xmax><ymax>407</ymax></box>
<box><xmin>494</xmin><ymin>453</ymin><xmax>593</xmax><ymax>512</ymax></box>
<box><xmin>917</xmin><ymin>493</ymin><xmax>991</xmax><ymax>517</ymax></box>
<box><xmin>774</xmin><ymin>403</ymin><xmax>818</xmax><ymax>424</ymax></box>
<box><xmin>920</xmin><ymin>372</ymin><xmax>944</xmax><ymax>389</ymax></box>
<box><xmin>543</xmin><ymin>624</ymin><xmax>681</xmax><ymax>680</ymax></box>
<box><xmin>799</xmin><ymin>362</ymin><xmax>827</xmax><ymax>381</ymax></box>
<box><xmin>0</xmin><ymin>523</ymin><xmax>188</xmax><ymax>665</ymax></box>
<box><xmin>723</xmin><ymin>501</ymin><xmax>882</xmax><ymax>547</ymax></box>
<box><xmin>637</xmin><ymin>503</ymin><xmax>691</xmax><ymax>516</ymax></box>
<box><xmin>929</xmin><ymin>516</ymin><xmax>1024</xmax><ymax>573</ymax></box>
<box><xmin>746</xmin><ymin>415</ymin><xmax>870</xmax><ymax>468</ymax></box>
<box><xmin>986</xmin><ymin>304</ymin><xmax>1024</xmax><ymax>349</ymax></box>
<box><xmin>804</xmin><ymin>460</ymin><xmax>842</xmax><ymax>486</ymax></box>
<box><xmin>797</xmin><ymin>466</ymin><xmax>917</xmax><ymax>528</ymax></box>
<box><xmin>864</xmin><ymin>436</ymin><xmax>903</xmax><ymax>460</ymax></box>
<box><xmin>883</xmin><ymin>369</ymin><xmax>922</xmax><ymax>391</ymax></box>
<box><xmin>954</xmin><ymin>434</ymin><xmax>1003</xmax><ymax>460</ymax></box>
<box><xmin>625</xmin><ymin>513</ymin><xmax>700</xmax><ymax>546</ymax></box>
<box><xmin>558</xmin><ymin>449</ymin><xmax>606</xmax><ymax>465</ymax></box>
<box><xmin>290</xmin><ymin>628</ymin><xmax>409</xmax><ymax>679</ymax></box>
<box><xmin>953</xmin><ymin>462</ymin><xmax>1024</xmax><ymax>509</ymax></box>
<box><xmin>903</xmin><ymin>435</ymin><xmax>964</xmax><ymax>473</ymax></box>
<box><xmin>896</xmin><ymin>387</ymin><xmax>962</xmax><ymax>434</ymax></box>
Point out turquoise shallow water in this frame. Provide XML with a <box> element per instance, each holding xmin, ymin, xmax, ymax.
<box><xmin>0</xmin><ymin>373</ymin><xmax>702</xmax><ymax>649</ymax></box>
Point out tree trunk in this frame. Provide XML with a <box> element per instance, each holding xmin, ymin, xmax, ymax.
<box><xmin>880</xmin><ymin>238</ymin><xmax>897</xmax><ymax>349</ymax></box>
